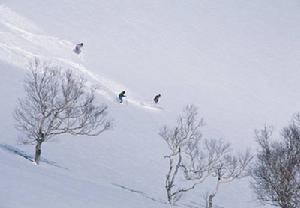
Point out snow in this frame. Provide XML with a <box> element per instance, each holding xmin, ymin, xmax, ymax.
<box><xmin>0</xmin><ymin>0</ymin><xmax>300</xmax><ymax>207</ymax></box>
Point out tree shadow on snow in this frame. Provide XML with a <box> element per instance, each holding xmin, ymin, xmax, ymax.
<box><xmin>0</xmin><ymin>143</ymin><xmax>68</xmax><ymax>170</ymax></box>
<box><xmin>112</xmin><ymin>183</ymin><xmax>168</xmax><ymax>205</ymax></box>
<box><xmin>111</xmin><ymin>183</ymin><xmax>219</xmax><ymax>208</ymax></box>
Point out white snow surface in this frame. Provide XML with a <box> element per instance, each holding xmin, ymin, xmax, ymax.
<box><xmin>0</xmin><ymin>1</ymin><xmax>299</xmax><ymax>208</ymax></box>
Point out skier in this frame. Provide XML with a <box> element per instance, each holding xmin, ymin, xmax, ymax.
<box><xmin>154</xmin><ymin>94</ymin><xmax>161</xmax><ymax>104</ymax></box>
<box><xmin>118</xmin><ymin>91</ymin><xmax>126</xmax><ymax>103</ymax></box>
<box><xmin>74</xmin><ymin>43</ymin><xmax>83</xmax><ymax>54</ymax></box>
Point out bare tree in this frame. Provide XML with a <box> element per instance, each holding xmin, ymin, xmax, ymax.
<box><xmin>14</xmin><ymin>59</ymin><xmax>111</xmax><ymax>164</ymax></box>
<box><xmin>160</xmin><ymin>105</ymin><xmax>204</xmax><ymax>205</ymax></box>
<box><xmin>205</xmin><ymin>149</ymin><xmax>252</xmax><ymax>208</ymax></box>
<box><xmin>251</xmin><ymin>115</ymin><xmax>300</xmax><ymax>208</ymax></box>
<box><xmin>160</xmin><ymin>105</ymin><xmax>252</xmax><ymax>206</ymax></box>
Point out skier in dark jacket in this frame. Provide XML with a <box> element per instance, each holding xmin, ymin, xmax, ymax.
<box><xmin>118</xmin><ymin>91</ymin><xmax>126</xmax><ymax>103</ymax></box>
<box><xmin>74</xmin><ymin>43</ymin><xmax>83</xmax><ymax>54</ymax></box>
<box><xmin>154</xmin><ymin>94</ymin><xmax>161</xmax><ymax>104</ymax></box>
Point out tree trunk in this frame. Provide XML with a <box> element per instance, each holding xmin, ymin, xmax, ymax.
<box><xmin>35</xmin><ymin>142</ymin><xmax>42</xmax><ymax>164</ymax></box>
<box><xmin>208</xmin><ymin>194</ymin><xmax>215</xmax><ymax>208</ymax></box>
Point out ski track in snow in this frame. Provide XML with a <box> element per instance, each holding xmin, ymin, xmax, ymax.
<box><xmin>0</xmin><ymin>5</ymin><xmax>161</xmax><ymax>112</ymax></box>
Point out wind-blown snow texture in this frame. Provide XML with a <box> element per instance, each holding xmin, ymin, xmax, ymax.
<box><xmin>0</xmin><ymin>1</ymin><xmax>299</xmax><ymax>208</ymax></box>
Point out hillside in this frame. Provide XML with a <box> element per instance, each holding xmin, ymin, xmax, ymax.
<box><xmin>0</xmin><ymin>1</ymin><xmax>300</xmax><ymax>208</ymax></box>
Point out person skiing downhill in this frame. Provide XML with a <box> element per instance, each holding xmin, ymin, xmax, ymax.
<box><xmin>74</xmin><ymin>43</ymin><xmax>83</xmax><ymax>54</ymax></box>
<box><xmin>154</xmin><ymin>94</ymin><xmax>161</xmax><ymax>104</ymax></box>
<box><xmin>118</xmin><ymin>91</ymin><xmax>126</xmax><ymax>103</ymax></box>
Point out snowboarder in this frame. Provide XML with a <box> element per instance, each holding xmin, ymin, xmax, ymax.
<box><xmin>118</xmin><ymin>91</ymin><xmax>126</xmax><ymax>103</ymax></box>
<box><xmin>73</xmin><ymin>43</ymin><xmax>83</xmax><ymax>54</ymax></box>
<box><xmin>154</xmin><ymin>94</ymin><xmax>161</xmax><ymax>104</ymax></box>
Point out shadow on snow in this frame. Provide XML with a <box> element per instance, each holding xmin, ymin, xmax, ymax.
<box><xmin>0</xmin><ymin>143</ymin><xmax>67</xmax><ymax>169</ymax></box>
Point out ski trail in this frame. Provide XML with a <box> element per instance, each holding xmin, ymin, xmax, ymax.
<box><xmin>0</xmin><ymin>42</ymin><xmax>42</xmax><ymax>66</ymax></box>
<box><xmin>2</xmin><ymin>20</ymin><xmax>74</xmax><ymax>55</ymax></box>
<box><xmin>0</xmin><ymin>5</ymin><xmax>41</xmax><ymax>33</ymax></box>
<box><xmin>0</xmin><ymin>5</ymin><xmax>161</xmax><ymax>112</ymax></box>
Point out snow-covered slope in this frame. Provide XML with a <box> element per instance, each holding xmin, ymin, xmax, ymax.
<box><xmin>0</xmin><ymin>1</ymin><xmax>299</xmax><ymax>207</ymax></box>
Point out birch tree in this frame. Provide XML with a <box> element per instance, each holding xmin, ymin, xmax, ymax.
<box><xmin>251</xmin><ymin>115</ymin><xmax>300</xmax><ymax>208</ymax></box>
<box><xmin>14</xmin><ymin>59</ymin><xmax>111</xmax><ymax>164</ymax></box>
<box><xmin>160</xmin><ymin>105</ymin><xmax>252</xmax><ymax>206</ymax></box>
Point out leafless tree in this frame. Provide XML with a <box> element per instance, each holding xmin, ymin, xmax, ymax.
<box><xmin>160</xmin><ymin>105</ymin><xmax>204</xmax><ymax>205</ymax></box>
<box><xmin>160</xmin><ymin>105</ymin><xmax>252</xmax><ymax>206</ymax></box>
<box><xmin>14</xmin><ymin>59</ymin><xmax>112</xmax><ymax>164</ymax></box>
<box><xmin>251</xmin><ymin>115</ymin><xmax>300</xmax><ymax>208</ymax></box>
<box><xmin>205</xmin><ymin>149</ymin><xmax>252</xmax><ymax>208</ymax></box>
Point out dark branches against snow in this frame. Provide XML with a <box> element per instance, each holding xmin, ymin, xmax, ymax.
<box><xmin>160</xmin><ymin>105</ymin><xmax>252</xmax><ymax>206</ymax></box>
<box><xmin>251</xmin><ymin>115</ymin><xmax>300</xmax><ymax>208</ymax></box>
